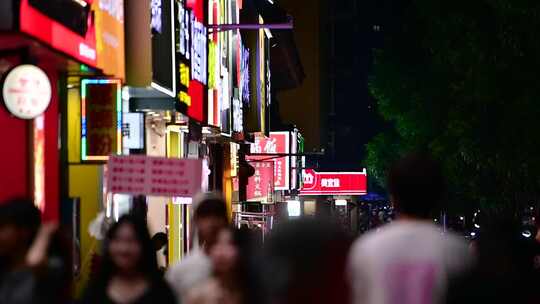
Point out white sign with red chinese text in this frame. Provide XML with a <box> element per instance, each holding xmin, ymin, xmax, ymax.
<box><xmin>248</xmin><ymin>132</ymin><xmax>290</xmax><ymax>190</ymax></box>
<box><xmin>300</xmin><ymin>169</ymin><xmax>368</xmax><ymax>196</ymax></box>
<box><xmin>247</xmin><ymin>161</ymin><xmax>274</xmax><ymax>202</ymax></box>
<box><xmin>2</xmin><ymin>65</ymin><xmax>52</xmax><ymax>119</ymax></box>
<box><xmin>107</xmin><ymin>155</ymin><xmax>203</xmax><ymax>197</ymax></box>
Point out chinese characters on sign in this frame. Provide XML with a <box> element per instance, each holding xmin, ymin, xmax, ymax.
<box><xmin>2</xmin><ymin>65</ymin><xmax>52</xmax><ymax>120</ymax></box>
<box><xmin>246</xmin><ymin>161</ymin><xmax>274</xmax><ymax>202</ymax></box>
<box><xmin>151</xmin><ymin>0</ymin><xmax>162</xmax><ymax>33</ymax></box>
<box><xmin>248</xmin><ymin>132</ymin><xmax>290</xmax><ymax>190</ymax></box>
<box><xmin>108</xmin><ymin>155</ymin><xmax>203</xmax><ymax>197</ymax></box>
<box><xmin>233</xmin><ymin>97</ymin><xmax>243</xmax><ymax>133</ymax></box>
<box><xmin>81</xmin><ymin>79</ymin><xmax>122</xmax><ymax>161</ymax></box>
<box><xmin>178</xmin><ymin>3</ymin><xmax>190</xmax><ymax>59</ymax></box>
<box><xmin>191</xmin><ymin>11</ymin><xmax>207</xmax><ymax>85</ymax></box>
<box><xmin>241</xmin><ymin>45</ymin><xmax>250</xmax><ymax>104</ymax></box>
<box><xmin>300</xmin><ymin>169</ymin><xmax>368</xmax><ymax>196</ymax></box>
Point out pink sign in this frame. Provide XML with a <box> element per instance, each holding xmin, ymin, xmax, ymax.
<box><xmin>246</xmin><ymin>161</ymin><xmax>274</xmax><ymax>202</ymax></box>
<box><xmin>248</xmin><ymin>132</ymin><xmax>290</xmax><ymax>190</ymax></box>
<box><xmin>108</xmin><ymin>155</ymin><xmax>203</xmax><ymax>197</ymax></box>
<box><xmin>300</xmin><ymin>169</ymin><xmax>368</xmax><ymax>196</ymax></box>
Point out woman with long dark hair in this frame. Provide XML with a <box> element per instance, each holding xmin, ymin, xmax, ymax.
<box><xmin>186</xmin><ymin>227</ymin><xmax>262</xmax><ymax>304</ymax></box>
<box><xmin>82</xmin><ymin>214</ymin><xmax>176</xmax><ymax>304</ymax></box>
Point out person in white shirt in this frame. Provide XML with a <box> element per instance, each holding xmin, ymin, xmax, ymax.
<box><xmin>166</xmin><ymin>193</ymin><xmax>229</xmax><ymax>303</ymax></box>
<box><xmin>348</xmin><ymin>153</ymin><xmax>471</xmax><ymax>304</ymax></box>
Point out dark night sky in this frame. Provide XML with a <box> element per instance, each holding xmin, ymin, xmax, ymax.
<box><xmin>319</xmin><ymin>0</ymin><xmax>393</xmax><ymax>171</ymax></box>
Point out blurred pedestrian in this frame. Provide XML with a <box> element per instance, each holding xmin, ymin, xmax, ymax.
<box><xmin>0</xmin><ymin>198</ymin><xmax>70</xmax><ymax>304</ymax></box>
<box><xmin>348</xmin><ymin>153</ymin><xmax>472</xmax><ymax>304</ymax></box>
<box><xmin>262</xmin><ymin>218</ymin><xmax>352</xmax><ymax>304</ymax></box>
<box><xmin>152</xmin><ymin>232</ymin><xmax>168</xmax><ymax>275</ymax></box>
<box><xmin>166</xmin><ymin>193</ymin><xmax>228</xmax><ymax>303</ymax></box>
<box><xmin>186</xmin><ymin>227</ymin><xmax>261</xmax><ymax>304</ymax></box>
<box><xmin>82</xmin><ymin>214</ymin><xmax>176</xmax><ymax>304</ymax></box>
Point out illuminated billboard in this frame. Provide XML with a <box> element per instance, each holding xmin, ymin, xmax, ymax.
<box><xmin>81</xmin><ymin>79</ymin><xmax>122</xmax><ymax>161</ymax></box>
<box><xmin>300</xmin><ymin>169</ymin><xmax>368</xmax><ymax>196</ymax></box>
<box><xmin>176</xmin><ymin>0</ymin><xmax>206</xmax><ymax>122</ymax></box>
<box><xmin>20</xmin><ymin>0</ymin><xmax>98</xmax><ymax>66</ymax></box>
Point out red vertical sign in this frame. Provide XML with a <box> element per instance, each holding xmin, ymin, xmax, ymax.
<box><xmin>246</xmin><ymin>161</ymin><xmax>274</xmax><ymax>202</ymax></box>
<box><xmin>247</xmin><ymin>132</ymin><xmax>290</xmax><ymax>190</ymax></box>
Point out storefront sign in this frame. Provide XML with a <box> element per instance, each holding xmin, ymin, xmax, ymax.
<box><xmin>151</xmin><ymin>0</ymin><xmax>176</xmax><ymax>97</ymax></box>
<box><xmin>176</xmin><ymin>2</ymin><xmax>205</xmax><ymax>122</ymax></box>
<box><xmin>191</xmin><ymin>11</ymin><xmax>207</xmax><ymax>85</ymax></box>
<box><xmin>108</xmin><ymin>155</ymin><xmax>203</xmax><ymax>197</ymax></box>
<box><xmin>151</xmin><ymin>0</ymin><xmax>163</xmax><ymax>33</ymax></box>
<box><xmin>248</xmin><ymin>132</ymin><xmax>290</xmax><ymax>190</ymax></box>
<box><xmin>241</xmin><ymin>45</ymin><xmax>250</xmax><ymax>103</ymax></box>
<box><xmin>300</xmin><ymin>169</ymin><xmax>368</xmax><ymax>196</ymax></box>
<box><xmin>2</xmin><ymin>65</ymin><xmax>52</xmax><ymax>119</ymax></box>
<box><xmin>95</xmin><ymin>0</ymin><xmax>125</xmax><ymax>80</ymax></box>
<box><xmin>230</xmin><ymin>142</ymin><xmax>240</xmax><ymax>177</ymax></box>
<box><xmin>21</xmin><ymin>0</ymin><xmax>98</xmax><ymax>67</ymax></box>
<box><xmin>178</xmin><ymin>3</ymin><xmax>190</xmax><ymax>59</ymax></box>
<box><xmin>247</xmin><ymin>161</ymin><xmax>274</xmax><ymax>202</ymax></box>
<box><xmin>122</xmin><ymin>113</ymin><xmax>144</xmax><ymax>149</ymax></box>
<box><xmin>81</xmin><ymin>79</ymin><xmax>122</xmax><ymax>161</ymax></box>
<box><xmin>232</xmin><ymin>96</ymin><xmax>243</xmax><ymax>133</ymax></box>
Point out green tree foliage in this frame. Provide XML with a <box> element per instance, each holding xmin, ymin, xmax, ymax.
<box><xmin>365</xmin><ymin>0</ymin><xmax>540</xmax><ymax>213</ymax></box>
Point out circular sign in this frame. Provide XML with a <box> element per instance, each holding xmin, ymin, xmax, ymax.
<box><xmin>2</xmin><ymin>64</ymin><xmax>52</xmax><ymax>119</ymax></box>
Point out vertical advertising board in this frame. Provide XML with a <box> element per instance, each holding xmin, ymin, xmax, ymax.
<box><xmin>207</xmin><ymin>0</ymin><xmax>233</xmax><ymax>135</ymax></box>
<box><xmin>81</xmin><ymin>79</ymin><xmax>122</xmax><ymax>161</ymax></box>
<box><xmin>95</xmin><ymin>0</ymin><xmax>125</xmax><ymax>80</ymax></box>
<box><xmin>151</xmin><ymin>0</ymin><xmax>176</xmax><ymax>96</ymax></box>
<box><xmin>246</xmin><ymin>161</ymin><xmax>274</xmax><ymax>202</ymax></box>
<box><xmin>248</xmin><ymin>132</ymin><xmax>291</xmax><ymax>190</ymax></box>
<box><xmin>176</xmin><ymin>0</ymin><xmax>207</xmax><ymax>122</ymax></box>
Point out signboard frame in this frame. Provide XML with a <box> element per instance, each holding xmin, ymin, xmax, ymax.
<box><xmin>300</xmin><ymin>169</ymin><xmax>368</xmax><ymax>196</ymax></box>
<box><xmin>81</xmin><ymin>78</ymin><xmax>123</xmax><ymax>161</ymax></box>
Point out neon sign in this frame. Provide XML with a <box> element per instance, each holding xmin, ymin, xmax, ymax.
<box><xmin>300</xmin><ymin>169</ymin><xmax>368</xmax><ymax>196</ymax></box>
<box><xmin>151</xmin><ymin>0</ymin><xmax>163</xmax><ymax>33</ymax></box>
<box><xmin>233</xmin><ymin>97</ymin><xmax>243</xmax><ymax>133</ymax></box>
<box><xmin>191</xmin><ymin>11</ymin><xmax>207</xmax><ymax>85</ymax></box>
<box><xmin>178</xmin><ymin>3</ymin><xmax>190</xmax><ymax>59</ymax></box>
<box><xmin>241</xmin><ymin>45</ymin><xmax>250</xmax><ymax>103</ymax></box>
<box><xmin>81</xmin><ymin>79</ymin><xmax>122</xmax><ymax>161</ymax></box>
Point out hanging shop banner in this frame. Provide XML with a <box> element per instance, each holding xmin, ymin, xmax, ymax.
<box><xmin>247</xmin><ymin>161</ymin><xmax>274</xmax><ymax>202</ymax></box>
<box><xmin>151</xmin><ymin>0</ymin><xmax>176</xmax><ymax>96</ymax></box>
<box><xmin>108</xmin><ymin>155</ymin><xmax>203</xmax><ymax>197</ymax></box>
<box><xmin>94</xmin><ymin>0</ymin><xmax>125</xmax><ymax>80</ymax></box>
<box><xmin>248</xmin><ymin>132</ymin><xmax>290</xmax><ymax>190</ymax></box>
<box><xmin>300</xmin><ymin>169</ymin><xmax>368</xmax><ymax>196</ymax></box>
<box><xmin>207</xmin><ymin>0</ymin><xmax>233</xmax><ymax>135</ymax></box>
<box><xmin>232</xmin><ymin>92</ymin><xmax>243</xmax><ymax>134</ymax></box>
<box><xmin>81</xmin><ymin>79</ymin><xmax>122</xmax><ymax>161</ymax></box>
<box><xmin>2</xmin><ymin>65</ymin><xmax>52</xmax><ymax>120</ymax></box>
<box><xmin>20</xmin><ymin>0</ymin><xmax>97</xmax><ymax>67</ymax></box>
<box><xmin>176</xmin><ymin>1</ymin><xmax>206</xmax><ymax>122</ymax></box>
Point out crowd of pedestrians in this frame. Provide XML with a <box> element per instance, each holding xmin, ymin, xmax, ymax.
<box><xmin>1</xmin><ymin>153</ymin><xmax>539</xmax><ymax>303</ymax></box>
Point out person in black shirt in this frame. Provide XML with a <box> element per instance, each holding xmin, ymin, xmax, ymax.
<box><xmin>82</xmin><ymin>214</ymin><xmax>176</xmax><ymax>304</ymax></box>
<box><xmin>0</xmin><ymin>198</ymin><xmax>70</xmax><ymax>304</ymax></box>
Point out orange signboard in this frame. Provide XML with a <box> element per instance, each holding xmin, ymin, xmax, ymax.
<box><xmin>94</xmin><ymin>0</ymin><xmax>125</xmax><ymax>80</ymax></box>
